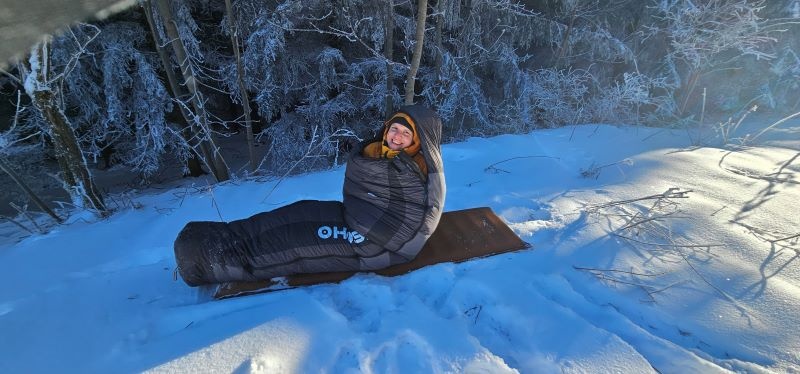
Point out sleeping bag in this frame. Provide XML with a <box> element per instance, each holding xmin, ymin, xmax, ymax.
<box><xmin>174</xmin><ymin>105</ymin><xmax>446</xmax><ymax>286</ymax></box>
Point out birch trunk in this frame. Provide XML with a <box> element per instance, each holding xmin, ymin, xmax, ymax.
<box><xmin>433</xmin><ymin>0</ymin><xmax>445</xmax><ymax>74</ymax></box>
<box><xmin>404</xmin><ymin>0</ymin><xmax>428</xmax><ymax>105</ymax></box>
<box><xmin>385</xmin><ymin>0</ymin><xmax>396</xmax><ymax>118</ymax></box>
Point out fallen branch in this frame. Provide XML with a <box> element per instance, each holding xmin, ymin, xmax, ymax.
<box><xmin>154</xmin><ymin>206</ymin><xmax>175</xmax><ymax>214</ymax></box>
<box><xmin>586</xmin><ymin>188</ymin><xmax>692</xmax><ymax>211</ymax></box>
<box><xmin>580</xmin><ymin>158</ymin><xmax>633</xmax><ymax>180</ymax></box>
<box><xmin>464</xmin><ymin>305</ymin><xmax>482</xmax><ymax>325</ymax></box>
<box><xmin>573</xmin><ymin>265</ymin><xmax>679</xmax><ymax>303</ymax></box>
<box><xmin>710</xmin><ymin>205</ymin><xmax>727</xmax><ymax>217</ymax></box>
<box><xmin>612</xmin><ymin>233</ymin><xmax>722</xmax><ymax>248</ymax></box>
<box><xmin>207</xmin><ymin>182</ymin><xmax>224</xmax><ymax>222</ymax></box>
<box><xmin>648</xmin><ymin>280</ymin><xmax>689</xmax><ymax>296</ymax></box>
<box><xmin>573</xmin><ymin>265</ymin><xmax>667</xmax><ymax>277</ymax></box>
<box><xmin>617</xmin><ymin>214</ymin><xmax>687</xmax><ymax>232</ymax></box>
<box><xmin>484</xmin><ymin>155</ymin><xmax>560</xmax><ymax>174</ymax></box>
<box><xmin>769</xmin><ymin>232</ymin><xmax>800</xmax><ymax>244</ymax></box>
<box><xmin>734</xmin><ymin>221</ymin><xmax>799</xmax><ymax>245</ymax></box>
<box><xmin>671</xmin><ymin>240</ymin><xmax>754</xmax><ymax>324</ymax></box>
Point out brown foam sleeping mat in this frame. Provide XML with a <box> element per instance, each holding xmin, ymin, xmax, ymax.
<box><xmin>213</xmin><ymin>206</ymin><xmax>531</xmax><ymax>299</ymax></box>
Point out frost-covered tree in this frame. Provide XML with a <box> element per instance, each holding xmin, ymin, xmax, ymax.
<box><xmin>416</xmin><ymin>0</ymin><xmax>667</xmax><ymax>134</ymax></box>
<box><xmin>651</xmin><ymin>0</ymin><xmax>777</xmax><ymax>117</ymax></box>
<box><xmin>233</xmin><ymin>0</ymin><xmax>290</xmax><ymax>130</ymax></box>
<box><xmin>767</xmin><ymin>46</ymin><xmax>800</xmax><ymax>110</ymax></box>
<box><xmin>23</xmin><ymin>35</ymin><xmax>107</xmax><ymax>214</ymax></box>
<box><xmin>404</xmin><ymin>0</ymin><xmax>428</xmax><ymax>104</ymax></box>
<box><xmin>152</xmin><ymin>0</ymin><xmax>230</xmax><ymax>182</ymax></box>
<box><xmin>0</xmin><ymin>91</ymin><xmax>63</xmax><ymax>222</ymax></box>
<box><xmin>54</xmin><ymin>22</ymin><xmax>179</xmax><ymax>178</ymax></box>
<box><xmin>383</xmin><ymin>0</ymin><xmax>397</xmax><ymax>117</ymax></box>
<box><xmin>420</xmin><ymin>0</ymin><xmax>549</xmax><ymax>135</ymax></box>
<box><xmin>536</xmin><ymin>0</ymin><xmax>634</xmax><ymax>68</ymax></box>
<box><xmin>226</xmin><ymin>0</ymin><xmax>384</xmax><ymax>174</ymax></box>
<box><xmin>223</xmin><ymin>0</ymin><xmax>257</xmax><ymax>173</ymax></box>
<box><xmin>141</xmin><ymin>0</ymin><xmax>205</xmax><ymax>177</ymax></box>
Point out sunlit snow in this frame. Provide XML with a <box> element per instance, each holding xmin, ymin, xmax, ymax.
<box><xmin>1</xmin><ymin>122</ymin><xmax>798</xmax><ymax>373</ymax></box>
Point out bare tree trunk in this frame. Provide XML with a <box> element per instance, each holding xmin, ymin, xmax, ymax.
<box><xmin>142</xmin><ymin>0</ymin><xmax>204</xmax><ymax>177</ymax></box>
<box><xmin>384</xmin><ymin>0</ymin><xmax>396</xmax><ymax>118</ymax></box>
<box><xmin>0</xmin><ymin>156</ymin><xmax>63</xmax><ymax>223</ymax></box>
<box><xmin>155</xmin><ymin>0</ymin><xmax>230</xmax><ymax>182</ymax></box>
<box><xmin>434</xmin><ymin>0</ymin><xmax>445</xmax><ymax>74</ymax></box>
<box><xmin>224</xmin><ymin>0</ymin><xmax>257</xmax><ymax>173</ymax></box>
<box><xmin>404</xmin><ymin>0</ymin><xmax>428</xmax><ymax>105</ymax></box>
<box><xmin>554</xmin><ymin>7</ymin><xmax>577</xmax><ymax>67</ymax></box>
<box><xmin>29</xmin><ymin>41</ymin><xmax>107</xmax><ymax>214</ymax></box>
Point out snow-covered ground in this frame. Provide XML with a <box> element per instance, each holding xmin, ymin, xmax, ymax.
<box><xmin>1</xmin><ymin>121</ymin><xmax>798</xmax><ymax>373</ymax></box>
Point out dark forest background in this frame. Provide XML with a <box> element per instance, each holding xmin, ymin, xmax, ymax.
<box><xmin>1</xmin><ymin>0</ymin><xmax>799</xmax><ymax>221</ymax></box>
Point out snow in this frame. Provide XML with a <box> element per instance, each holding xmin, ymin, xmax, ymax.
<box><xmin>1</xmin><ymin>122</ymin><xmax>799</xmax><ymax>373</ymax></box>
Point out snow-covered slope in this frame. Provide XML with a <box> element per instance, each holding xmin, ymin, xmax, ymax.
<box><xmin>1</xmin><ymin>124</ymin><xmax>798</xmax><ymax>373</ymax></box>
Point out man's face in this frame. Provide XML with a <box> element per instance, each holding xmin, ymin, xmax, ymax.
<box><xmin>386</xmin><ymin>123</ymin><xmax>413</xmax><ymax>150</ymax></box>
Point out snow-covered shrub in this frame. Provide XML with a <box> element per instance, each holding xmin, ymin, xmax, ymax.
<box><xmin>258</xmin><ymin>112</ymin><xmax>360</xmax><ymax>175</ymax></box>
<box><xmin>766</xmin><ymin>47</ymin><xmax>800</xmax><ymax>110</ymax></box>
<box><xmin>650</xmin><ymin>0</ymin><xmax>777</xmax><ymax>118</ymax></box>
<box><xmin>586</xmin><ymin>72</ymin><xmax>669</xmax><ymax>124</ymax></box>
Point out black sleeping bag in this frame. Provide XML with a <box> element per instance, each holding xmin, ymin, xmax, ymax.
<box><xmin>174</xmin><ymin>105</ymin><xmax>446</xmax><ymax>286</ymax></box>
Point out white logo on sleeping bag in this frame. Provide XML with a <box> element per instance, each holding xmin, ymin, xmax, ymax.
<box><xmin>317</xmin><ymin>225</ymin><xmax>365</xmax><ymax>244</ymax></box>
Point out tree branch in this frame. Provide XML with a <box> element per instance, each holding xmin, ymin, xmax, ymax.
<box><xmin>484</xmin><ymin>155</ymin><xmax>560</xmax><ymax>173</ymax></box>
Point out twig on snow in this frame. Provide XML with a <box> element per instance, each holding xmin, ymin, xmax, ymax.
<box><xmin>585</xmin><ymin>188</ymin><xmax>692</xmax><ymax>211</ymax></box>
<box><xmin>769</xmin><ymin>232</ymin><xmax>800</xmax><ymax>244</ymax></box>
<box><xmin>611</xmin><ymin>233</ymin><xmax>722</xmax><ymax>249</ymax></box>
<box><xmin>484</xmin><ymin>155</ymin><xmax>560</xmax><ymax>174</ymax></box>
<box><xmin>464</xmin><ymin>305</ymin><xmax>482</xmax><ymax>325</ymax></box>
<box><xmin>207</xmin><ymin>182</ymin><xmax>224</xmax><ymax>222</ymax></box>
<box><xmin>573</xmin><ymin>265</ymin><xmax>666</xmax><ymax>277</ymax></box>
<box><xmin>580</xmin><ymin>158</ymin><xmax>634</xmax><ymax>179</ymax></box>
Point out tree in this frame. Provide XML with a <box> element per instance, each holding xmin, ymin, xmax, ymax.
<box><xmin>142</xmin><ymin>0</ymin><xmax>205</xmax><ymax>177</ymax></box>
<box><xmin>0</xmin><ymin>91</ymin><xmax>63</xmax><ymax>223</ymax></box>
<box><xmin>404</xmin><ymin>0</ymin><xmax>428</xmax><ymax>105</ymax></box>
<box><xmin>384</xmin><ymin>0</ymin><xmax>396</xmax><ymax>117</ymax></box>
<box><xmin>419</xmin><ymin>0</ymin><xmax>540</xmax><ymax>134</ymax></box>
<box><xmin>153</xmin><ymin>0</ymin><xmax>230</xmax><ymax>182</ymax></box>
<box><xmin>24</xmin><ymin>36</ymin><xmax>107</xmax><ymax>214</ymax></box>
<box><xmin>63</xmin><ymin>21</ymin><xmax>183</xmax><ymax>179</ymax></box>
<box><xmin>535</xmin><ymin>0</ymin><xmax>633</xmax><ymax>68</ymax></box>
<box><xmin>653</xmin><ymin>0</ymin><xmax>777</xmax><ymax>117</ymax></box>
<box><xmin>223</xmin><ymin>0</ymin><xmax>257</xmax><ymax>173</ymax></box>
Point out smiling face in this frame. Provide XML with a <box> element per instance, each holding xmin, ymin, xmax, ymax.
<box><xmin>385</xmin><ymin>123</ymin><xmax>414</xmax><ymax>150</ymax></box>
